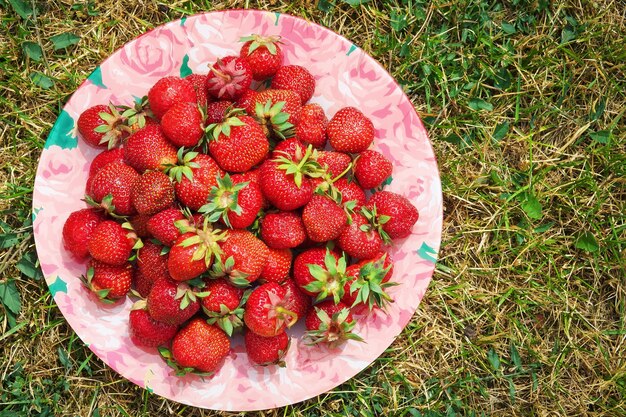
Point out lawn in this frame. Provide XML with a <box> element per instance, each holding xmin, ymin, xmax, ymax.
<box><xmin>1</xmin><ymin>0</ymin><xmax>625</xmax><ymax>416</ymax></box>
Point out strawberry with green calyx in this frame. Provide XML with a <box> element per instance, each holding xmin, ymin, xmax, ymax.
<box><xmin>205</xmin><ymin>113</ymin><xmax>269</xmax><ymax>173</ymax></box>
<box><xmin>131</xmin><ymin>170</ymin><xmax>175</xmax><ymax>216</ymax></box>
<box><xmin>353</xmin><ymin>150</ymin><xmax>393</xmax><ymax>190</ymax></box>
<box><xmin>259</xmin><ymin>211</ymin><xmax>306</xmax><ymax>249</ymax></box>
<box><xmin>160</xmin><ymin>318</ymin><xmax>230</xmax><ymax>376</ymax></box>
<box><xmin>62</xmin><ymin>208</ymin><xmax>106</xmax><ymax>260</ymax></box>
<box><xmin>146</xmin><ymin>207</ymin><xmax>186</xmax><ymax>247</ymax></box>
<box><xmin>199</xmin><ymin>173</ymin><xmax>262</xmax><ymax>229</ymax></box>
<box><xmin>293</xmin><ymin>248</ymin><xmax>347</xmax><ymax>303</ymax></box>
<box><xmin>304</xmin><ymin>301</ymin><xmax>363</xmax><ymax>348</ymax></box>
<box><xmin>201</xmin><ymin>279</ymin><xmax>247</xmax><ymax>336</ymax></box>
<box><xmin>239</xmin><ymin>34</ymin><xmax>283</xmax><ymax>81</ymax></box>
<box><xmin>259</xmin><ymin>248</ymin><xmax>292</xmax><ymax>284</ymax></box>
<box><xmin>81</xmin><ymin>259</ymin><xmax>133</xmax><ymax>303</ymax></box>
<box><xmin>211</xmin><ymin>230</ymin><xmax>269</xmax><ymax>287</ymax></box>
<box><xmin>161</xmin><ymin>102</ymin><xmax>205</xmax><ymax>148</ymax></box>
<box><xmin>147</xmin><ymin>76</ymin><xmax>197</xmax><ymax>120</ymax></box>
<box><xmin>271</xmin><ymin>65</ymin><xmax>316</xmax><ymax>104</ymax></box>
<box><xmin>334</xmin><ymin>178</ymin><xmax>367</xmax><ymax>209</ymax></box>
<box><xmin>206</xmin><ymin>56</ymin><xmax>253</xmax><ymax>101</ymax></box>
<box><xmin>129</xmin><ymin>299</ymin><xmax>178</xmax><ymax>348</ymax></box>
<box><xmin>169</xmin><ymin>150</ymin><xmax>225</xmax><ymax>211</ymax></box>
<box><xmin>302</xmin><ymin>194</ymin><xmax>348</xmax><ymax>242</ymax></box>
<box><xmin>327</xmin><ymin>107</ymin><xmax>375</xmax><ymax>153</ymax></box>
<box><xmin>118</xmin><ymin>96</ymin><xmax>154</xmax><ymax>134</ymax></box>
<box><xmin>360</xmin><ymin>204</ymin><xmax>392</xmax><ymax>245</ymax></box>
<box><xmin>205</xmin><ymin>100</ymin><xmax>234</xmax><ymax>124</ymax></box>
<box><xmin>253</xmin><ymin>89</ymin><xmax>302</xmax><ymax>139</ymax></box>
<box><xmin>315</xmin><ymin>151</ymin><xmax>352</xmax><ymax>179</ymax></box>
<box><xmin>336</xmin><ymin>212</ymin><xmax>383</xmax><ymax>260</ymax></box>
<box><xmin>124</xmin><ymin>124</ymin><xmax>178</xmax><ymax>172</ymax></box>
<box><xmin>245</xmin><ymin>330</ymin><xmax>290</xmax><ymax>367</ymax></box>
<box><xmin>77</xmin><ymin>103</ymin><xmax>126</xmax><ymax>149</ymax></box>
<box><xmin>281</xmin><ymin>278</ymin><xmax>311</xmax><ymax>322</ymax></box>
<box><xmin>86</xmin><ymin>161</ymin><xmax>139</xmax><ymax>216</ymax></box>
<box><xmin>366</xmin><ymin>191</ymin><xmax>419</xmax><ymax>240</ymax></box>
<box><xmin>341</xmin><ymin>254</ymin><xmax>397</xmax><ymax>310</ymax></box>
<box><xmin>88</xmin><ymin>220</ymin><xmax>140</xmax><ymax>266</ymax></box>
<box><xmin>244</xmin><ymin>282</ymin><xmax>298</xmax><ymax>337</ymax></box>
<box><xmin>146</xmin><ymin>278</ymin><xmax>203</xmax><ymax>326</ymax></box>
<box><xmin>167</xmin><ymin>219</ymin><xmax>227</xmax><ymax>281</ymax></box>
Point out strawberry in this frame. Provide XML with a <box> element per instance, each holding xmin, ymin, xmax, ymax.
<box><xmin>281</xmin><ymin>278</ymin><xmax>311</xmax><ymax>322</ymax></box>
<box><xmin>235</xmin><ymin>89</ymin><xmax>258</xmax><ymax>114</ymax></box>
<box><xmin>165</xmin><ymin>318</ymin><xmax>230</xmax><ymax>375</ymax></box>
<box><xmin>134</xmin><ymin>269</ymin><xmax>156</xmax><ymax>298</ymax></box>
<box><xmin>77</xmin><ymin>104</ymin><xmax>125</xmax><ymax>149</ymax></box>
<box><xmin>199</xmin><ymin>173</ymin><xmax>263</xmax><ymax>229</ymax></box>
<box><xmin>62</xmin><ymin>208</ymin><xmax>105</xmax><ymax>260</ymax></box>
<box><xmin>302</xmin><ymin>195</ymin><xmax>348</xmax><ymax>242</ymax></box>
<box><xmin>354</xmin><ymin>150</ymin><xmax>392</xmax><ymax>189</ymax></box>
<box><xmin>296</xmin><ymin>103</ymin><xmax>327</xmax><ymax>149</ymax></box>
<box><xmin>131</xmin><ymin>170</ymin><xmax>175</xmax><ymax>215</ymax></box>
<box><xmin>201</xmin><ymin>279</ymin><xmax>245</xmax><ymax>336</ymax></box>
<box><xmin>169</xmin><ymin>151</ymin><xmax>224</xmax><ymax>211</ymax></box>
<box><xmin>304</xmin><ymin>300</ymin><xmax>362</xmax><ymax>348</ymax></box>
<box><xmin>118</xmin><ymin>96</ymin><xmax>156</xmax><ymax>134</ymax></box>
<box><xmin>253</xmin><ymin>89</ymin><xmax>302</xmax><ymax>139</ymax></box>
<box><xmin>88</xmin><ymin>147</ymin><xmax>125</xmax><ymax>177</ymax></box>
<box><xmin>82</xmin><ymin>259</ymin><xmax>133</xmax><ymax>301</ymax></box>
<box><xmin>146</xmin><ymin>278</ymin><xmax>201</xmax><ymax>325</ymax></box>
<box><xmin>271</xmin><ymin>65</ymin><xmax>315</xmax><ymax>103</ymax></box>
<box><xmin>206</xmin><ymin>114</ymin><xmax>269</xmax><ymax>172</ymax></box>
<box><xmin>259</xmin><ymin>248</ymin><xmax>292</xmax><ymax>284</ymax></box>
<box><xmin>147</xmin><ymin>76</ymin><xmax>197</xmax><ymax>120</ymax></box>
<box><xmin>334</xmin><ymin>178</ymin><xmax>367</xmax><ymax>209</ymax></box>
<box><xmin>160</xmin><ymin>102</ymin><xmax>205</xmax><ymax>148</ymax></box>
<box><xmin>366</xmin><ymin>191</ymin><xmax>419</xmax><ymax>239</ymax></box>
<box><xmin>243</xmin><ymin>282</ymin><xmax>297</xmax><ymax>337</ymax></box>
<box><xmin>239</xmin><ymin>34</ymin><xmax>283</xmax><ymax>81</ymax></box>
<box><xmin>259</xmin><ymin>159</ymin><xmax>313</xmax><ymax>211</ymax></box>
<box><xmin>88</xmin><ymin>220</ymin><xmax>137</xmax><ymax>266</ymax></box>
<box><xmin>327</xmin><ymin>107</ymin><xmax>375</xmax><ymax>153</ymax></box>
<box><xmin>167</xmin><ymin>224</ymin><xmax>227</xmax><ymax>281</ymax></box>
<box><xmin>129</xmin><ymin>301</ymin><xmax>178</xmax><ymax>348</ymax></box>
<box><xmin>87</xmin><ymin>161</ymin><xmax>139</xmax><ymax>216</ymax></box>
<box><xmin>272</xmin><ymin>137</ymin><xmax>306</xmax><ymax>160</ymax></box>
<box><xmin>185</xmin><ymin>73</ymin><xmax>210</xmax><ymax>107</ymax></box>
<box><xmin>293</xmin><ymin>248</ymin><xmax>347</xmax><ymax>302</ymax></box>
<box><xmin>315</xmin><ymin>151</ymin><xmax>352</xmax><ymax>179</ymax></box>
<box><xmin>205</xmin><ymin>100</ymin><xmax>233</xmax><ymax>124</ymax></box>
<box><xmin>366</xmin><ymin>251</ymin><xmax>394</xmax><ymax>283</ymax></box>
<box><xmin>136</xmin><ymin>241</ymin><xmax>169</xmax><ymax>295</ymax></box>
<box><xmin>206</xmin><ymin>56</ymin><xmax>252</xmax><ymax>101</ymax></box>
<box><xmin>336</xmin><ymin>213</ymin><xmax>382</xmax><ymax>260</ymax></box>
<box><xmin>260</xmin><ymin>211</ymin><xmax>306</xmax><ymax>249</ymax></box>
<box><xmin>244</xmin><ymin>330</ymin><xmax>289</xmax><ymax>366</ymax></box>
<box><xmin>129</xmin><ymin>212</ymin><xmax>153</xmax><ymax>238</ymax></box>
<box><xmin>123</xmin><ymin>124</ymin><xmax>178</xmax><ymax>173</ymax></box>
<box><xmin>146</xmin><ymin>207</ymin><xmax>186</xmax><ymax>247</ymax></box>
<box><xmin>341</xmin><ymin>254</ymin><xmax>396</xmax><ymax>310</ymax></box>
<box><xmin>212</xmin><ymin>230</ymin><xmax>269</xmax><ymax>286</ymax></box>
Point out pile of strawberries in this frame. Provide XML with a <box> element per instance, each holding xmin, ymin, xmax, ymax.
<box><xmin>62</xmin><ymin>34</ymin><xmax>419</xmax><ymax>375</ymax></box>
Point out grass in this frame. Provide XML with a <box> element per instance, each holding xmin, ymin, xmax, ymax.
<box><xmin>1</xmin><ymin>0</ymin><xmax>624</xmax><ymax>415</ymax></box>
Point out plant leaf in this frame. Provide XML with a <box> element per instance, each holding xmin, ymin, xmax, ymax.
<box><xmin>22</xmin><ymin>41</ymin><xmax>43</xmax><ymax>61</ymax></box>
<box><xmin>574</xmin><ymin>231</ymin><xmax>599</xmax><ymax>252</ymax></box>
<box><xmin>50</xmin><ymin>32</ymin><xmax>80</xmax><ymax>50</ymax></box>
<box><xmin>0</xmin><ymin>280</ymin><xmax>21</xmax><ymax>315</ymax></box>
<box><xmin>29</xmin><ymin>72</ymin><xmax>54</xmax><ymax>89</ymax></box>
<box><xmin>521</xmin><ymin>193</ymin><xmax>542</xmax><ymax>220</ymax></box>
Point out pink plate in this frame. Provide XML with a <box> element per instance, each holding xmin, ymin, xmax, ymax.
<box><xmin>32</xmin><ymin>9</ymin><xmax>442</xmax><ymax>411</ymax></box>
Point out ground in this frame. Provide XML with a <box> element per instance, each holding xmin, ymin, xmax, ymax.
<box><xmin>0</xmin><ymin>0</ymin><xmax>625</xmax><ymax>416</ymax></box>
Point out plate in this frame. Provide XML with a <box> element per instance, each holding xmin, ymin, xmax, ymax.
<box><xmin>32</xmin><ymin>9</ymin><xmax>442</xmax><ymax>411</ymax></box>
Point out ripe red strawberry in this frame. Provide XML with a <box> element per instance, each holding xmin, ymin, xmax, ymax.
<box><xmin>207</xmin><ymin>114</ymin><xmax>269</xmax><ymax>172</ymax></box>
<box><xmin>199</xmin><ymin>173</ymin><xmax>263</xmax><ymax>229</ymax></box>
<box><xmin>341</xmin><ymin>255</ymin><xmax>396</xmax><ymax>310</ymax></box>
<box><xmin>293</xmin><ymin>248</ymin><xmax>347</xmax><ymax>302</ymax></box>
<box><xmin>124</xmin><ymin>124</ymin><xmax>178</xmax><ymax>173</ymax></box>
<box><xmin>77</xmin><ymin>104</ymin><xmax>124</xmax><ymax>149</ymax></box>
<box><xmin>239</xmin><ymin>34</ymin><xmax>283</xmax><ymax>81</ymax></box>
<box><xmin>205</xmin><ymin>100</ymin><xmax>233</xmax><ymax>124</ymax></box>
<box><xmin>337</xmin><ymin>213</ymin><xmax>382</xmax><ymax>260</ymax></box>
<box><xmin>272</xmin><ymin>137</ymin><xmax>306</xmax><ymax>160</ymax></box>
<box><xmin>271</xmin><ymin>65</ymin><xmax>315</xmax><ymax>103</ymax></box>
<box><xmin>146</xmin><ymin>208</ymin><xmax>186</xmax><ymax>247</ymax></box>
<box><xmin>213</xmin><ymin>230</ymin><xmax>269</xmax><ymax>286</ymax></box>
<box><xmin>327</xmin><ymin>107</ymin><xmax>375</xmax><ymax>153</ymax></box>
<box><xmin>259</xmin><ymin>248</ymin><xmax>292</xmax><ymax>284</ymax></box>
<box><xmin>296</xmin><ymin>103</ymin><xmax>327</xmax><ymax>149</ymax></box>
<box><xmin>259</xmin><ymin>160</ymin><xmax>313</xmax><ymax>211</ymax></box>
<box><xmin>302</xmin><ymin>195</ymin><xmax>348</xmax><ymax>242</ymax></box>
<box><xmin>253</xmin><ymin>89</ymin><xmax>302</xmax><ymax>138</ymax></box>
<box><xmin>146</xmin><ymin>278</ymin><xmax>201</xmax><ymax>325</ymax></box>
<box><xmin>147</xmin><ymin>76</ymin><xmax>197</xmax><ymax>120</ymax></box>
<box><xmin>129</xmin><ymin>302</ymin><xmax>178</xmax><ymax>347</ymax></box>
<box><xmin>88</xmin><ymin>147</ymin><xmax>125</xmax><ymax>177</ymax></box>
<box><xmin>160</xmin><ymin>102</ymin><xmax>204</xmax><ymax>148</ymax></box>
<box><xmin>354</xmin><ymin>150</ymin><xmax>392</xmax><ymax>189</ymax></box>
<box><xmin>304</xmin><ymin>300</ymin><xmax>362</xmax><ymax>348</ymax></box>
<box><xmin>167</xmin><ymin>318</ymin><xmax>230</xmax><ymax>374</ymax></box>
<box><xmin>82</xmin><ymin>259</ymin><xmax>133</xmax><ymax>301</ymax></box>
<box><xmin>235</xmin><ymin>89</ymin><xmax>258</xmax><ymax>114</ymax></box>
<box><xmin>260</xmin><ymin>211</ymin><xmax>306</xmax><ymax>249</ymax></box>
<box><xmin>206</xmin><ymin>56</ymin><xmax>252</xmax><ymax>101</ymax></box>
<box><xmin>131</xmin><ymin>170</ymin><xmax>175</xmax><ymax>215</ymax></box>
<box><xmin>201</xmin><ymin>279</ymin><xmax>245</xmax><ymax>336</ymax></box>
<box><xmin>185</xmin><ymin>73</ymin><xmax>210</xmax><ymax>107</ymax></box>
<box><xmin>87</xmin><ymin>161</ymin><xmax>139</xmax><ymax>216</ymax></box>
<box><xmin>168</xmin><ymin>225</ymin><xmax>226</xmax><ymax>281</ymax></box>
<box><xmin>88</xmin><ymin>220</ymin><xmax>137</xmax><ymax>266</ymax></box>
<box><xmin>281</xmin><ymin>278</ymin><xmax>311</xmax><ymax>322</ymax></box>
<box><xmin>334</xmin><ymin>178</ymin><xmax>367</xmax><ymax>208</ymax></box>
<box><xmin>244</xmin><ymin>282</ymin><xmax>297</xmax><ymax>337</ymax></box>
<box><xmin>134</xmin><ymin>269</ymin><xmax>156</xmax><ymax>298</ymax></box>
<box><xmin>170</xmin><ymin>151</ymin><xmax>224</xmax><ymax>211</ymax></box>
<box><xmin>130</xmin><ymin>212</ymin><xmax>153</xmax><ymax>238</ymax></box>
<box><xmin>316</xmin><ymin>151</ymin><xmax>352</xmax><ymax>179</ymax></box>
<box><xmin>62</xmin><ymin>208</ymin><xmax>105</xmax><ymax>260</ymax></box>
<box><xmin>245</xmin><ymin>330</ymin><xmax>289</xmax><ymax>366</ymax></box>
<box><xmin>136</xmin><ymin>241</ymin><xmax>169</xmax><ymax>295</ymax></box>
<box><xmin>366</xmin><ymin>191</ymin><xmax>419</xmax><ymax>239</ymax></box>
